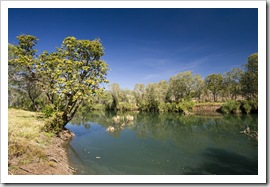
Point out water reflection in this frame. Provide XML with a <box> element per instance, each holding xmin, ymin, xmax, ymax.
<box><xmin>67</xmin><ymin>111</ymin><xmax>258</xmax><ymax>175</ymax></box>
<box><xmin>70</xmin><ymin>111</ymin><xmax>258</xmax><ymax>143</ymax></box>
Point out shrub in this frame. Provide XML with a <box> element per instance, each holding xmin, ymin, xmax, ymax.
<box><xmin>166</xmin><ymin>102</ymin><xmax>178</xmax><ymax>112</ymax></box>
<box><xmin>42</xmin><ymin>112</ymin><xmax>64</xmax><ymax>134</ymax></box>
<box><xmin>221</xmin><ymin>100</ymin><xmax>241</xmax><ymax>114</ymax></box>
<box><xmin>158</xmin><ymin>102</ymin><xmax>168</xmax><ymax>112</ymax></box>
<box><xmin>177</xmin><ymin>100</ymin><xmax>195</xmax><ymax>113</ymax></box>
<box><xmin>241</xmin><ymin>100</ymin><xmax>252</xmax><ymax>114</ymax></box>
<box><xmin>42</xmin><ymin>105</ymin><xmax>55</xmax><ymax>118</ymax></box>
<box><xmin>240</xmin><ymin>99</ymin><xmax>258</xmax><ymax>113</ymax></box>
<box><xmin>250</xmin><ymin>99</ymin><xmax>258</xmax><ymax>112</ymax></box>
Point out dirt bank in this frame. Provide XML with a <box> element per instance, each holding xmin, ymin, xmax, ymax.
<box><xmin>8</xmin><ymin>109</ymin><xmax>76</xmax><ymax>175</ymax></box>
<box><xmin>193</xmin><ymin>103</ymin><xmax>223</xmax><ymax>114</ymax></box>
<box><xmin>8</xmin><ymin>130</ymin><xmax>75</xmax><ymax>175</ymax></box>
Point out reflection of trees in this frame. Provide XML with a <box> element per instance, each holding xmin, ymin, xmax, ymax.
<box><xmin>70</xmin><ymin>110</ymin><xmax>258</xmax><ymax>147</ymax></box>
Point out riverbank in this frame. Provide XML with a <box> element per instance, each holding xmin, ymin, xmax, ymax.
<box><xmin>193</xmin><ymin>102</ymin><xmax>223</xmax><ymax>114</ymax></box>
<box><xmin>8</xmin><ymin>108</ymin><xmax>75</xmax><ymax>175</ymax></box>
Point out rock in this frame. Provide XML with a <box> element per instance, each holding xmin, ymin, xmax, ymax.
<box><xmin>246</xmin><ymin>127</ymin><xmax>250</xmax><ymax>134</ymax></box>
<box><xmin>126</xmin><ymin>115</ymin><xmax>134</xmax><ymax>121</ymax></box>
<box><xmin>106</xmin><ymin>126</ymin><xmax>115</xmax><ymax>132</ymax></box>
<box><xmin>112</xmin><ymin>115</ymin><xmax>121</xmax><ymax>123</ymax></box>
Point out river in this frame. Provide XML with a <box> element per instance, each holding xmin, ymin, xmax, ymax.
<box><xmin>65</xmin><ymin>111</ymin><xmax>258</xmax><ymax>175</ymax></box>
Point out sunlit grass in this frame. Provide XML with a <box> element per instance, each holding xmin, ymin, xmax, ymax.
<box><xmin>8</xmin><ymin>108</ymin><xmax>51</xmax><ymax>163</ymax></box>
<box><xmin>195</xmin><ymin>102</ymin><xmax>224</xmax><ymax>106</ymax></box>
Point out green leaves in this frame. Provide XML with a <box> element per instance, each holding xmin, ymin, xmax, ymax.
<box><xmin>8</xmin><ymin>35</ymin><xmax>41</xmax><ymax>111</ymax></box>
<box><xmin>168</xmin><ymin>71</ymin><xmax>203</xmax><ymax>102</ymax></box>
<box><xmin>204</xmin><ymin>74</ymin><xmax>223</xmax><ymax>102</ymax></box>
<box><xmin>10</xmin><ymin>34</ymin><xmax>109</xmax><ymax>127</ymax></box>
<box><xmin>38</xmin><ymin>36</ymin><xmax>109</xmax><ymax>126</ymax></box>
<box><xmin>240</xmin><ymin>53</ymin><xmax>258</xmax><ymax>99</ymax></box>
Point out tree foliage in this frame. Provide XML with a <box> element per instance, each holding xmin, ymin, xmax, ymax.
<box><xmin>204</xmin><ymin>74</ymin><xmax>223</xmax><ymax>102</ymax></box>
<box><xmin>223</xmin><ymin>68</ymin><xmax>243</xmax><ymax>100</ymax></box>
<box><xmin>9</xmin><ymin>34</ymin><xmax>109</xmax><ymax>129</ymax></box>
<box><xmin>37</xmin><ymin>36</ymin><xmax>109</xmax><ymax>126</ymax></box>
<box><xmin>8</xmin><ymin>35</ymin><xmax>41</xmax><ymax>111</ymax></box>
<box><xmin>240</xmin><ymin>53</ymin><xmax>258</xmax><ymax>99</ymax></box>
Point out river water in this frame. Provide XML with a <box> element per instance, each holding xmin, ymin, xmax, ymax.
<box><xmin>65</xmin><ymin>111</ymin><xmax>258</xmax><ymax>175</ymax></box>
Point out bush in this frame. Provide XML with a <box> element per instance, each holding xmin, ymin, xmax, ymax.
<box><xmin>42</xmin><ymin>105</ymin><xmax>55</xmax><ymax>118</ymax></box>
<box><xmin>241</xmin><ymin>100</ymin><xmax>252</xmax><ymax>114</ymax></box>
<box><xmin>42</xmin><ymin>112</ymin><xmax>64</xmax><ymax>134</ymax></box>
<box><xmin>240</xmin><ymin>99</ymin><xmax>258</xmax><ymax>113</ymax></box>
<box><xmin>177</xmin><ymin>100</ymin><xmax>195</xmax><ymax>113</ymax></box>
<box><xmin>158</xmin><ymin>102</ymin><xmax>168</xmax><ymax>112</ymax></box>
<box><xmin>166</xmin><ymin>102</ymin><xmax>178</xmax><ymax>112</ymax></box>
<box><xmin>250</xmin><ymin>99</ymin><xmax>258</xmax><ymax>112</ymax></box>
<box><xmin>221</xmin><ymin>100</ymin><xmax>241</xmax><ymax>114</ymax></box>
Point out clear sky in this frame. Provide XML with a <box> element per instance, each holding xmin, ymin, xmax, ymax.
<box><xmin>8</xmin><ymin>8</ymin><xmax>258</xmax><ymax>90</ymax></box>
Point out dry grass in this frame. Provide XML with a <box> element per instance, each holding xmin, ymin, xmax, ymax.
<box><xmin>195</xmin><ymin>102</ymin><xmax>224</xmax><ymax>106</ymax></box>
<box><xmin>8</xmin><ymin>108</ymin><xmax>75</xmax><ymax>175</ymax></box>
<box><xmin>8</xmin><ymin>108</ymin><xmax>52</xmax><ymax>164</ymax></box>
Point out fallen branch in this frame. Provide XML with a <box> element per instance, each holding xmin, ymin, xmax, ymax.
<box><xmin>19</xmin><ymin>167</ymin><xmax>39</xmax><ymax>175</ymax></box>
<box><xmin>240</xmin><ymin>127</ymin><xmax>258</xmax><ymax>141</ymax></box>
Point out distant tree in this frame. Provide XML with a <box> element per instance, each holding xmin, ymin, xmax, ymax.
<box><xmin>145</xmin><ymin>83</ymin><xmax>159</xmax><ymax>111</ymax></box>
<box><xmin>8</xmin><ymin>35</ymin><xmax>41</xmax><ymax>111</ymax></box>
<box><xmin>191</xmin><ymin>74</ymin><xmax>204</xmax><ymax>102</ymax></box>
<box><xmin>223</xmin><ymin>68</ymin><xmax>243</xmax><ymax>100</ymax></box>
<box><xmin>168</xmin><ymin>71</ymin><xmax>200</xmax><ymax>102</ymax></box>
<box><xmin>204</xmin><ymin>74</ymin><xmax>223</xmax><ymax>102</ymax></box>
<box><xmin>133</xmin><ymin>83</ymin><xmax>147</xmax><ymax>111</ymax></box>
<box><xmin>108</xmin><ymin>83</ymin><xmax>122</xmax><ymax>110</ymax></box>
<box><xmin>240</xmin><ymin>53</ymin><xmax>258</xmax><ymax>99</ymax></box>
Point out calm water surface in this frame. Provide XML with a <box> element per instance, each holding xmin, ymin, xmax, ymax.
<box><xmin>66</xmin><ymin>111</ymin><xmax>258</xmax><ymax>175</ymax></box>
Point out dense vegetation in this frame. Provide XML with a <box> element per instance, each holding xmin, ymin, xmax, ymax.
<box><xmin>8</xmin><ymin>34</ymin><xmax>258</xmax><ymax>133</ymax></box>
<box><xmin>80</xmin><ymin>53</ymin><xmax>258</xmax><ymax>114</ymax></box>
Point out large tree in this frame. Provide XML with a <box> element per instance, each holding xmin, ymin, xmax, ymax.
<box><xmin>37</xmin><ymin>36</ymin><xmax>109</xmax><ymax>127</ymax></box>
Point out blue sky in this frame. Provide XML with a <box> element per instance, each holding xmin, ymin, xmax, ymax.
<box><xmin>8</xmin><ymin>8</ymin><xmax>258</xmax><ymax>89</ymax></box>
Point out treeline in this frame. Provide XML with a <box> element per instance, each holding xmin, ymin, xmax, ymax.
<box><xmin>8</xmin><ymin>34</ymin><xmax>258</xmax><ymax>134</ymax></box>
<box><xmin>82</xmin><ymin>53</ymin><xmax>258</xmax><ymax>114</ymax></box>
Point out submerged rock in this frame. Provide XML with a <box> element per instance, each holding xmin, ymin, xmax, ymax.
<box><xmin>126</xmin><ymin>115</ymin><xmax>134</xmax><ymax>121</ymax></box>
<box><xmin>106</xmin><ymin>126</ymin><xmax>115</xmax><ymax>132</ymax></box>
<box><xmin>240</xmin><ymin>127</ymin><xmax>257</xmax><ymax>141</ymax></box>
<box><xmin>112</xmin><ymin>116</ymin><xmax>121</xmax><ymax>123</ymax></box>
